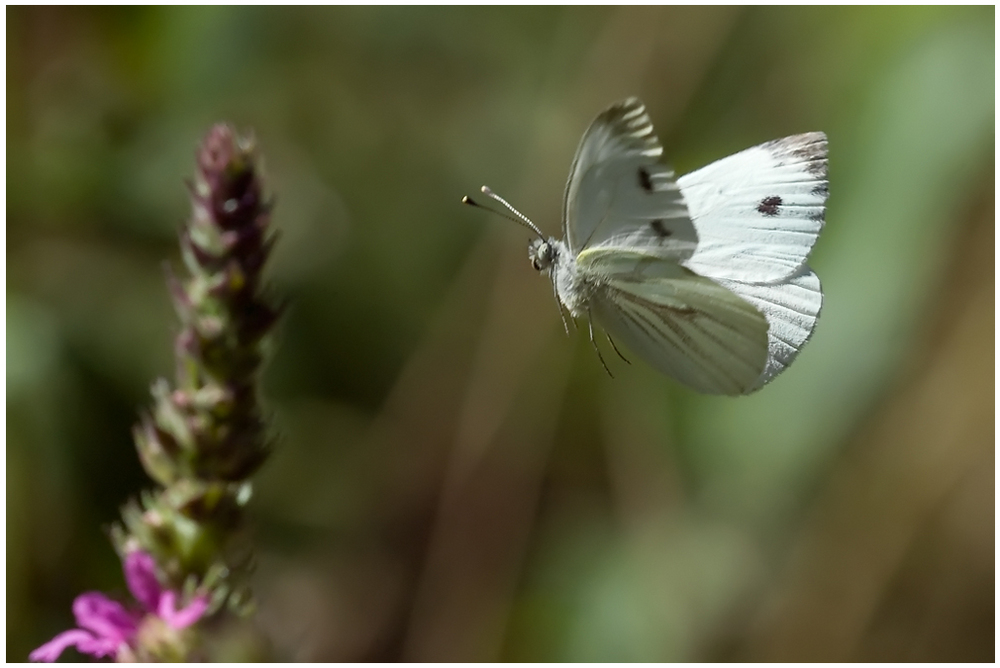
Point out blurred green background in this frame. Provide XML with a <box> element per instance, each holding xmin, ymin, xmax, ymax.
<box><xmin>7</xmin><ymin>6</ymin><xmax>994</xmax><ymax>661</ymax></box>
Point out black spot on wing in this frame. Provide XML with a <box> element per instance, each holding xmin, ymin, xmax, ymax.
<box><xmin>650</xmin><ymin>219</ymin><xmax>672</xmax><ymax>238</ymax></box>
<box><xmin>638</xmin><ymin>167</ymin><xmax>653</xmax><ymax>192</ymax></box>
<box><xmin>757</xmin><ymin>195</ymin><xmax>782</xmax><ymax>216</ymax></box>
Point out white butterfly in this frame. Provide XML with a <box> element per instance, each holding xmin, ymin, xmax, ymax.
<box><xmin>466</xmin><ymin>97</ymin><xmax>826</xmax><ymax>395</ymax></box>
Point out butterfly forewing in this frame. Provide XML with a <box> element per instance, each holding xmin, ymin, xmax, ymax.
<box><xmin>563</xmin><ymin>98</ymin><xmax>697</xmax><ymax>261</ymax></box>
<box><xmin>678</xmin><ymin>133</ymin><xmax>828</xmax><ymax>284</ymax></box>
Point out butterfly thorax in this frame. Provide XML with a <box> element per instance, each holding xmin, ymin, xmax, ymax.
<box><xmin>529</xmin><ymin>238</ymin><xmax>590</xmax><ymax>318</ymax></box>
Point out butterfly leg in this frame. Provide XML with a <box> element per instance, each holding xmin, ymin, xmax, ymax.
<box><xmin>587</xmin><ymin>309</ymin><xmax>613</xmax><ymax>378</ymax></box>
<box><xmin>605</xmin><ymin>331</ymin><xmax>631</xmax><ymax>365</ymax></box>
<box><xmin>551</xmin><ymin>277</ymin><xmax>571</xmax><ymax>335</ymax></box>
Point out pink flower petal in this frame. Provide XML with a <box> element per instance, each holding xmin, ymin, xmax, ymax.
<box><xmin>29</xmin><ymin>629</ymin><xmax>119</xmax><ymax>662</ymax></box>
<box><xmin>72</xmin><ymin>592</ymin><xmax>138</xmax><ymax>642</ymax></box>
<box><xmin>123</xmin><ymin>550</ymin><xmax>163</xmax><ymax>612</ymax></box>
<box><xmin>157</xmin><ymin>590</ymin><xmax>209</xmax><ymax>629</ymax></box>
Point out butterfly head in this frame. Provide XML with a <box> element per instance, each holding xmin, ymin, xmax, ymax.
<box><xmin>528</xmin><ymin>238</ymin><xmax>557</xmax><ymax>273</ymax></box>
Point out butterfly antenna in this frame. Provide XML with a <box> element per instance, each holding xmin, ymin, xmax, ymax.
<box><xmin>462</xmin><ymin>185</ymin><xmax>545</xmax><ymax>240</ymax></box>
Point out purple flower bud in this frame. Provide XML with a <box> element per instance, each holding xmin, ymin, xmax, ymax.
<box><xmin>114</xmin><ymin>123</ymin><xmax>280</xmax><ymax>651</ymax></box>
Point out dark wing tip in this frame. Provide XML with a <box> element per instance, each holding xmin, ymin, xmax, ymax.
<box><xmin>763</xmin><ymin>132</ymin><xmax>828</xmax><ymax>181</ymax></box>
<box><xmin>614</xmin><ymin>96</ymin><xmax>644</xmax><ymax>110</ymax></box>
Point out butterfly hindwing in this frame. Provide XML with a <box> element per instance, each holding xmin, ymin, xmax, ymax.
<box><xmin>562</xmin><ymin>98</ymin><xmax>697</xmax><ymax>261</ymax></box>
<box><xmin>714</xmin><ymin>266</ymin><xmax>822</xmax><ymax>389</ymax></box>
<box><xmin>579</xmin><ymin>250</ymin><xmax>770</xmax><ymax>395</ymax></box>
<box><xmin>678</xmin><ymin>133</ymin><xmax>828</xmax><ymax>284</ymax></box>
